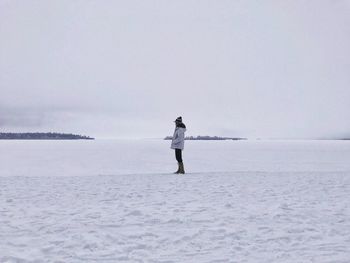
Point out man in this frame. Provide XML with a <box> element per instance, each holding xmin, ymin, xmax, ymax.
<box><xmin>171</xmin><ymin>116</ymin><xmax>186</xmax><ymax>174</ymax></box>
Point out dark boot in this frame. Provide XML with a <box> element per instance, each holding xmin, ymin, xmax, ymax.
<box><xmin>174</xmin><ymin>163</ymin><xmax>180</xmax><ymax>174</ymax></box>
<box><xmin>179</xmin><ymin>162</ymin><xmax>185</xmax><ymax>174</ymax></box>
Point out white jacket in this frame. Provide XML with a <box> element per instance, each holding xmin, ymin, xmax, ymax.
<box><xmin>171</xmin><ymin>127</ymin><xmax>186</xmax><ymax>150</ymax></box>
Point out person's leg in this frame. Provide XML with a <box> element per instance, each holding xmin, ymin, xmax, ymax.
<box><xmin>176</xmin><ymin>149</ymin><xmax>185</xmax><ymax>174</ymax></box>
<box><xmin>175</xmin><ymin>149</ymin><xmax>182</xmax><ymax>163</ymax></box>
<box><xmin>174</xmin><ymin>149</ymin><xmax>181</xmax><ymax>173</ymax></box>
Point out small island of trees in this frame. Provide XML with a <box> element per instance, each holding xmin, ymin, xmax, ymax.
<box><xmin>0</xmin><ymin>132</ymin><xmax>94</xmax><ymax>140</ymax></box>
<box><xmin>164</xmin><ymin>135</ymin><xmax>246</xmax><ymax>141</ymax></box>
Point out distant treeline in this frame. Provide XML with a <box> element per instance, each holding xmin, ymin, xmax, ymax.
<box><xmin>0</xmin><ymin>132</ymin><xmax>94</xmax><ymax>140</ymax></box>
<box><xmin>164</xmin><ymin>135</ymin><xmax>246</xmax><ymax>141</ymax></box>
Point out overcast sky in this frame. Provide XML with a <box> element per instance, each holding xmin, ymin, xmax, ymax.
<box><xmin>1</xmin><ymin>0</ymin><xmax>349</xmax><ymax>139</ymax></box>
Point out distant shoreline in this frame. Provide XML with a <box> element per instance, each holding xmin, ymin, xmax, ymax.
<box><xmin>164</xmin><ymin>136</ymin><xmax>246</xmax><ymax>141</ymax></box>
<box><xmin>0</xmin><ymin>132</ymin><xmax>94</xmax><ymax>140</ymax></box>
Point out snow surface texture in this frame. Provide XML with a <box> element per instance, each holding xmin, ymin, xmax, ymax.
<box><xmin>1</xmin><ymin>140</ymin><xmax>350</xmax><ymax>262</ymax></box>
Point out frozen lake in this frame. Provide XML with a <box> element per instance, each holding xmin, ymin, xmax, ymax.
<box><xmin>1</xmin><ymin>139</ymin><xmax>350</xmax><ymax>176</ymax></box>
<box><xmin>1</xmin><ymin>140</ymin><xmax>350</xmax><ymax>262</ymax></box>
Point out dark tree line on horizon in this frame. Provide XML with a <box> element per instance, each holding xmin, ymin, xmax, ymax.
<box><xmin>164</xmin><ymin>135</ymin><xmax>246</xmax><ymax>141</ymax></box>
<box><xmin>0</xmin><ymin>132</ymin><xmax>94</xmax><ymax>140</ymax></box>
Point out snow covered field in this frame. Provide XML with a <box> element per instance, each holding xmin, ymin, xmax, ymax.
<box><xmin>1</xmin><ymin>139</ymin><xmax>350</xmax><ymax>262</ymax></box>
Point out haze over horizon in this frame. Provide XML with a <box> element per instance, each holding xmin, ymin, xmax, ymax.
<box><xmin>1</xmin><ymin>0</ymin><xmax>349</xmax><ymax>139</ymax></box>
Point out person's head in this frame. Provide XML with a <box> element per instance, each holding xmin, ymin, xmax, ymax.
<box><xmin>174</xmin><ymin>116</ymin><xmax>182</xmax><ymax>125</ymax></box>
<box><xmin>174</xmin><ymin>116</ymin><xmax>185</xmax><ymax>128</ymax></box>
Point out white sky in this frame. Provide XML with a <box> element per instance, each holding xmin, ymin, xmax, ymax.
<box><xmin>1</xmin><ymin>0</ymin><xmax>349</xmax><ymax>138</ymax></box>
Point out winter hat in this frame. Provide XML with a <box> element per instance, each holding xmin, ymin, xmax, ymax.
<box><xmin>174</xmin><ymin>116</ymin><xmax>182</xmax><ymax>123</ymax></box>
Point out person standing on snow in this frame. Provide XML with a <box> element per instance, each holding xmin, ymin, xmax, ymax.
<box><xmin>171</xmin><ymin>116</ymin><xmax>186</xmax><ymax>174</ymax></box>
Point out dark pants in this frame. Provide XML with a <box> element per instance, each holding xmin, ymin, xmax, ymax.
<box><xmin>175</xmin><ymin>149</ymin><xmax>183</xmax><ymax>163</ymax></box>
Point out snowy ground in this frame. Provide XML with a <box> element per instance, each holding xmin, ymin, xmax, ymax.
<box><xmin>1</xmin><ymin>139</ymin><xmax>350</xmax><ymax>262</ymax></box>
